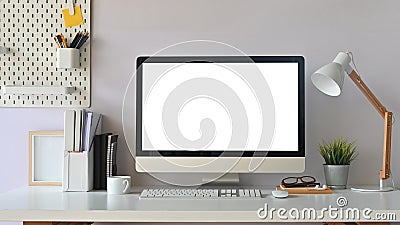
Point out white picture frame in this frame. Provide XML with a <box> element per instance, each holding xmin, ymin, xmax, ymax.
<box><xmin>29</xmin><ymin>131</ymin><xmax>64</xmax><ymax>186</ymax></box>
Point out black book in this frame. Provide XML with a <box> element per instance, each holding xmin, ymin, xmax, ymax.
<box><xmin>93</xmin><ymin>134</ymin><xmax>102</xmax><ymax>190</ymax></box>
<box><xmin>93</xmin><ymin>133</ymin><xmax>111</xmax><ymax>190</ymax></box>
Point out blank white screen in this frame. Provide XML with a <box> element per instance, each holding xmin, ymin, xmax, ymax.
<box><xmin>142</xmin><ymin>62</ymin><xmax>298</xmax><ymax>151</ymax></box>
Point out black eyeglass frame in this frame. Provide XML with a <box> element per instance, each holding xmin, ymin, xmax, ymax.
<box><xmin>281</xmin><ymin>175</ymin><xmax>317</xmax><ymax>187</ymax></box>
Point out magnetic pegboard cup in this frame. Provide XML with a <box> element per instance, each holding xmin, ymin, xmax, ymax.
<box><xmin>56</xmin><ymin>48</ymin><xmax>80</xmax><ymax>69</ymax></box>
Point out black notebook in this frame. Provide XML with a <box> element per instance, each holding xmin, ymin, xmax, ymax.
<box><xmin>93</xmin><ymin>133</ymin><xmax>111</xmax><ymax>190</ymax></box>
<box><xmin>106</xmin><ymin>134</ymin><xmax>118</xmax><ymax>178</ymax></box>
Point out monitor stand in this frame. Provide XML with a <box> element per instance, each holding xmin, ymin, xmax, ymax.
<box><xmin>202</xmin><ymin>173</ymin><xmax>240</xmax><ymax>185</ymax></box>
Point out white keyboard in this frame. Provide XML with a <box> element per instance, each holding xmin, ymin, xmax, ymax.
<box><xmin>139</xmin><ymin>188</ymin><xmax>262</xmax><ymax>199</ymax></box>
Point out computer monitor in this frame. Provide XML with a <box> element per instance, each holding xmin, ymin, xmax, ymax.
<box><xmin>135</xmin><ymin>56</ymin><xmax>305</xmax><ymax>176</ymax></box>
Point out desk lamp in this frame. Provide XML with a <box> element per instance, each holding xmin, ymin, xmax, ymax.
<box><xmin>311</xmin><ymin>52</ymin><xmax>394</xmax><ymax>192</ymax></box>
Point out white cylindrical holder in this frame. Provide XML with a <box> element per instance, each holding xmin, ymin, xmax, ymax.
<box><xmin>56</xmin><ymin>48</ymin><xmax>79</xmax><ymax>69</ymax></box>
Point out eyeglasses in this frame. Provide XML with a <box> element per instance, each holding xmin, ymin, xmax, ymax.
<box><xmin>281</xmin><ymin>175</ymin><xmax>318</xmax><ymax>187</ymax></box>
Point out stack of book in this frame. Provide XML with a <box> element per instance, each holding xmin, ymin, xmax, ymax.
<box><xmin>63</xmin><ymin>109</ymin><xmax>102</xmax><ymax>192</ymax></box>
<box><xmin>93</xmin><ymin>133</ymin><xmax>119</xmax><ymax>190</ymax></box>
<box><xmin>64</xmin><ymin>109</ymin><xmax>102</xmax><ymax>152</ymax></box>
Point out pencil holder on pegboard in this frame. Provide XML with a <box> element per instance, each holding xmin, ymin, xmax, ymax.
<box><xmin>56</xmin><ymin>48</ymin><xmax>80</xmax><ymax>69</ymax></box>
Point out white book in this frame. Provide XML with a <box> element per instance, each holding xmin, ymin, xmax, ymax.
<box><xmin>64</xmin><ymin>110</ymin><xmax>75</xmax><ymax>152</ymax></box>
<box><xmin>82</xmin><ymin>111</ymin><xmax>93</xmax><ymax>151</ymax></box>
<box><xmin>74</xmin><ymin>109</ymin><xmax>83</xmax><ymax>151</ymax></box>
<box><xmin>82</xmin><ymin>111</ymin><xmax>90</xmax><ymax>151</ymax></box>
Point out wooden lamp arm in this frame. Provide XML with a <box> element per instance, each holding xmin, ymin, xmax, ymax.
<box><xmin>347</xmin><ymin>70</ymin><xmax>392</xmax><ymax>180</ymax></box>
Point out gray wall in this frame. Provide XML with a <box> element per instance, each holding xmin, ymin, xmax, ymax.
<box><xmin>1</xmin><ymin>0</ymin><xmax>400</xmax><ymax>224</ymax></box>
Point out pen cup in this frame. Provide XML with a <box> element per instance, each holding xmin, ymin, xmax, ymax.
<box><xmin>56</xmin><ymin>48</ymin><xmax>79</xmax><ymax>69</ymax></box>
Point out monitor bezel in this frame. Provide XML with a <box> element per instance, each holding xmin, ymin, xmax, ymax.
<box><xmin>136</xmin><ymin>56</ymin><xmax>305</xmax><ymax>157</ymax></box>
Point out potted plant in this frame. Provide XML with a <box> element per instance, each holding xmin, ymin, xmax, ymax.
<box><xmin>318</xmin><ymin>137</ymin><xmax>358</xmax><ymax>189</ymax></box>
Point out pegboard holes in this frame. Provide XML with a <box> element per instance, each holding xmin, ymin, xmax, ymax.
<box><xmin>0</xmin><ymin>0</ymin><xmax>90</xmax><ymax>107</ymax></box>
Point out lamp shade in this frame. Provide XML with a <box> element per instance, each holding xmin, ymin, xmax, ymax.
<box><xmin>311</xmin><ymin>63</ymin><xmax>344</xmax><ymax>96</ymax></box>
<box><xmin>311</xmin><ymin>52</ymin><xmax>352</xmax><ymax>97</ymax></box>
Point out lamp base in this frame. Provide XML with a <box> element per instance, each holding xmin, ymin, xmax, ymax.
<box><xmin>351</xmin><ymin>186</ymin><xmax>394</xmax><ymax>192</ymax></box>
<box><xmin>351</xmin><ymin>178</ymin><xmax>395</xmax><ymax>192</ymax></box>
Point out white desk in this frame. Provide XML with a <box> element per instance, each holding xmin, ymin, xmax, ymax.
<box><xmin>0</xmin><ymin>186</ymin><xmax>399</xmax><ymax>224</ymax></box>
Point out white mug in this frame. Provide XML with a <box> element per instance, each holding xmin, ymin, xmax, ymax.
<box><xmin>107</xmin><ymin>176</ymin><xmax>131</xmax><ymax>195</ymax></box>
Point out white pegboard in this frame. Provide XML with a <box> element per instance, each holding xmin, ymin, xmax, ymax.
<box><xmin>0</xmin><ymin>0</ymin><xmax>90</xmax><ymax>107</ymax></box>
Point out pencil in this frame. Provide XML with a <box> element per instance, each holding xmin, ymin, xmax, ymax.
<box><xmin>70</xmin><ymin>31</ymin><xmax>81</xmax><ymax>48</ymax></box>
<box><xmin>60</xmin><ymin>34</ymin><xmax>68</xmax><ymax>48</ymax></box>
<box><xmin>74</xmin><ymin>32</ymin><xmax>86</xmax><ymax>49</ymax></box>
<box><xmin>76</xmin><ymin>32</ymin><xmax>89</xmax><ymax>49</ymax></box>
<box><xmin>56</xmin><ymin>35</ymin><xmax>64</xmax><ymax>48</ymax></box>
<box><xmin>54</xmin><ymin>36</ymin><xmax>61</xmax><ymax>48</ymax></box>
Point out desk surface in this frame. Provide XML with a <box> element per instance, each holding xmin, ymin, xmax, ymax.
<box><xmin>0</xmin><ymin>186</ymin><xmax>399</xmax><ymax>223</ymax></box>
